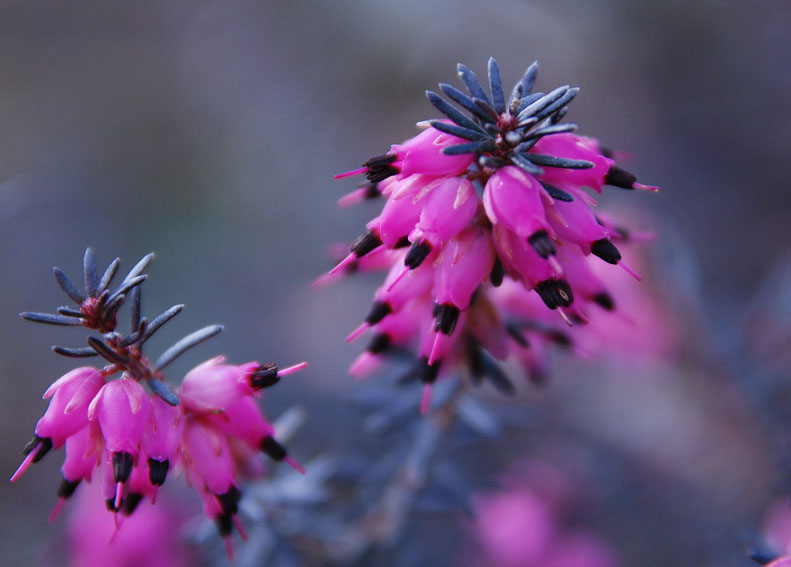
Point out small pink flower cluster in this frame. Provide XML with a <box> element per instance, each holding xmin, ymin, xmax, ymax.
<box><xmin>11</xmin><ymin>250</ymin><xmax>306</xmax><ymax>551</ymax></box>
<box><xmin>327</xmin><ymin>58</ymin><xmax>658</xmax><ymax>409</ymax></box>
<box><xmin>468</xmin><ymin>460</ymin><xmax>620</xmax><ymax>567</ymax></box>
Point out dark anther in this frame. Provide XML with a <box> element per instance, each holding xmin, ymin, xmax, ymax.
<box><xmin>590</xmin><ymin>239</ymin><xmax>622</xmax><ymax>264</ymax></box>
<box><xmin>365</xmin><ymin>300</ymin><xmax>392</xmax><ymax>325</ymax></box>
<box><xmin>418</xmin><ymin>357</ymin><xmax>442</xmax><ymax>384</ymax></box>
<box><xmin>600</xmin><ymin>147</ymin><xmax>614</xmax><ymax>159</ymax></box>
<box><xmin>528</xmin><ymin>230</ymin><xmax>556</xmax><ymax>259</ymax></box>
<box><xmin>506</xmin><ymin>324</ymin><xmax>530</xmax><ymax>347</ymax></box>
<box><xmin>148</xmin><ymin>458</ymin><xmax>169</xmax><ymax>486</ymax></box>
<box><xmin>105</xmin><ymin>498</ymin><xmax>121</xmax><ymax>513</ymax></box>
<box><xmin>535</xmin><ymin>279</ymin><xmax>574</xmax><ymax>309</ymax></box>
<box><xmin>57</xmin><ymin>478</ymin><xmax>81</xmax><ymax>499</ymax></box>
<box><xmin>250</xmin><ymin>362</ymin><xmax>279</xmax><ymax>389</ymax></box>
<box><xmin>350</xmin><ymin>229</ymin><xmax>383</xmax><ymax>258</ymax></box>
<box><xmin>592</xmin><ymin>291</ymin><xmax>615</xmax><ymax>311</ymax></box>
<box><xmin>367</xmin><ymin>333</ymin><xmax>391</xmax><ymax>354</ymax></box>
<box><xmin>469</xmin><ymin>347</ymin><xmax>485</xmax><ymax>382</ymax></box>
<box><xmin>362</xmin><ymin>153</ymin><xmax>399</xmax><ymax>182</ymax></box>
<box><xmin>394</xmin><ymin>235</ymin><xmax>411</xmax><ymax>249</ymax></box>
<box><xmin>31</xmin><ymin>437</ymin><xmax>53</xmax><ymax>463</ymax></box>
<box><xmin>260</xmin><ymin>436</ymin><xmax>287</xmax><ymax>462</ymax></box>
<box><xmin>112</xmin><ymin>451</ymin><xmax>134</xmax><ymax>483</ymax></box>
<box><xmin>23</xmin><ymin>435</ymin><xmax>42</xmax><ymax>456</ymax></box>
<box><xmin>217</xmin><ymin>486</ymin><xmax>242</xmax><ymax>516</ymax></box>
<box><xmin>215</xmin><ymin>513</ymin><xmax>233</xmax><ymax>536</ymax></box>
<box><xmin>604</xmin><ymin>165</ymin><xmax>637</xmax><ymax>189</ymax></box>
<box><xmin>122</xmin><ymin>492</ymin><xmax>144</xmax><ymax>516</ymax></box>
<box><xmin>490</xmin><ymin>257</ymin><xmax>505</xmax><ymax>287</ymax></box>
<box><xmin>363</xmin><ymin>182</ymin><xmax>381</xmax><ymax>199</ymax></box>
<box><xmin>547</xmin><ymin>330</ymin><xmax>572</xmax><ymax>347</ymax></box>
<box><xmin>434</xmin><ymin>304</ymin><xmax>461</xmax><ymax>335</ymax></box>
<box><xmin>404</xmin><ymin>240</ymin><xmax>432</xmax><ymax>269</ymax></box>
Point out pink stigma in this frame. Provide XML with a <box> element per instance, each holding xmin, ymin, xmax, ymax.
<box><xmin>333</xmin><ymin>167</ymin><xmax>368</xmax><ymax>180</ymax></box>
<box><xmin>278</xmin><ymin>362</ymin><xmax>308</xmax><ymax>377</ymax></box>
<box><xmin>634</xmin><ymin>182</ymin><xmax>660</xmax><ymax>192</ymax></box>
<box><xmin>346</xmin><ymin>322</ymin><xmax>370</xmax><ymax>343</ymax></box>
<box><xmin>329</xmin><ymin>253</ymin><xmax>357</xmax><ymax>276</ymax></box>
<box><xmin>618</xmin><ymin>261</ymin><xmax>642</xmax><ymax>281</ymax></box>
<box><xmin>428</xmin><ymin>332</ymin><xmax>443</xmax><ymax>366</ymax></box>
<box><xmin>9</xmin><ymin>451</ymin><xmax>37</xmax><ymax>483</ymax></box>
<box><xmin>224</xmin><ymin>536</ymin><xmax>235</xmax><ymax>562</ymax></box>
<box><xmin>114</xmin><ymin>481</ymin><xmax>124</xmax><ymax>511</ymax></box>
<box><xmin>233</xmin><ymin>516</ymin><xmax>249</xmax><ymax>541</ymax></box>
<box><xmin>420</xmin><ymin>384</ymin><xmax>432</xmax><ymax>414</ymax></box>
<box><xmin>47</xmin><ymin>498</ymin><xmax>67</xmax><ymax>524</ymax></box>
<box><xmin>285</xmin><ymin>456</ymin><xmax>306</xmax><ymax>475</ymax></box>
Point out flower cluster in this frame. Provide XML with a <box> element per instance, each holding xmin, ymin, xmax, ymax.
<box><xmin>11</xmin><ymin>249</ymin><xmax>306</xmax><ymax>552</ymax></box>
<box><xmin>327</xmin><ymin>58</ymin><xmax>658</xmax><ymax>410</ymax></box>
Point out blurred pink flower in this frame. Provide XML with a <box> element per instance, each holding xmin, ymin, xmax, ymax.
<box><xmin>67</xmin><ymin>481</ymin><xmax>193</xmax><ymax>567</ymax></box>
<box><xmin>467</xmin><ymin>460</ymin><xmax>620</xmax><ymax>567</ymax></box>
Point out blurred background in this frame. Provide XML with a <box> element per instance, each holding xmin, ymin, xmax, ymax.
<box><xmin>1</xmin><ymin>1</ymin><xmax>790</xmax><ymax>565</ymax></box>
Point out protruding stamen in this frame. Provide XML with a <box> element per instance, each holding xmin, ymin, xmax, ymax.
<box><xmin>285</xmin><ymin>456</ymin><xmax>306</xmax><ymax>475</ymax></box>
<box><xmin>114</xmin><ymin>481</ymin><xmax>124</xmax><ymax>510</ymax></box>
<box><xmin>328</xmin><ymin>252</ymin><xmax>357</xmax><ymax>276</ymax></box>
<box><xmin>233</xmin><ymin>516</ymin><xmax>249</xmax><ymax>541</ymax></box>
<box><xmin>260</xmin><ymin>436</ymin><xmax>287</xmax><ymax>462</ymax></box>
<box><xmin>619</xmin><ymin>260</ymin><xmax>642</xmax><ymax>281</ymax></box>
<box><xmin>10</xmin><ymin>451</ymin><xmax>37</xmax><ymax>483</ymax></box>
<box><xmin>47</xmin><ymin>498</ymin><xmax>67</xmax><ymax>524</ymax></box>
<box><xmin>333</xmin><ymin>167</ymin><xmax>369</xmax><ymax>180</ymax></box>
<box><xmin>350</xmin><ymin>229</ymin><xmax>383</xmax><ymax>258</ymax></box>
<box><xmin>278</xmin><ymin>362</ymin><xmax>308</xmax><ymax>377</ymax></box>
<box><xmin>346</xmin><ymin>322</ymin><xmax>369</xmax><ymax>343</ymax></box>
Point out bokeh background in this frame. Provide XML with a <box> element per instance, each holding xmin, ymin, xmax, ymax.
<box><xmin>1</xmin><ymin>1</ymin><xmax>790</xmax><ymax>565</ymax></box>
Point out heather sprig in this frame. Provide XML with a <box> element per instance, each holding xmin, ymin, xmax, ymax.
<box><xmin>328</xmin><ymin>57</ymin><xmax>659</xmax><ymax>410</ymax></box>
<box><xmin>12</xmin><ymin>248</ymin><xmax>306</xmax><ymax>553</ymax></box>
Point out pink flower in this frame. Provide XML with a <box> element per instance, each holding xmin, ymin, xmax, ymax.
<box><xmin>328</xmin><ymin>58</ymin><xmax>660</xmax><ymax>408</ymax></box>
<box><xmin>467</xmin><ymin>460</ymin><xmax>620</xmax><ymax>567</ymax></box>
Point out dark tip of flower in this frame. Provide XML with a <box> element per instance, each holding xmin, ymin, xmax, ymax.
<box><xmin>490</xmin><ymin>257</ymin><xmax>505</xmax><ymax>287</ymax></box>
<box><xmin>260</xmin><ymin>436</ymin><xmax>287</xmax><ymax>462</ymax></box>
<box><xmin>590</xmin><ymin>239</ymin><xmax>622</xmax><ymax>264</ymax></box>
<box><xmin>57</xmin><ymin>477</ymin><xmax>81</xmax><ymax>499</ymax></box>
<box><xmin>365</xmin><ymin>300</ymin><xmax>392</xmax><ymax>325</ymax></box>
<box><xmin>600</xmin><ymin>146</ymin><xmax>615</xmax><ymax>159</ymax></box>
<box><xmin>22</xmin><ymin>435</ymin><xmax>42</xmax><ymax>457</ymax></box>
<box><xmin>363</xmin><ymin>182</ymin><xmax>381</xmax><ymax>199</ymax></box>
<box><xmin>469</xmin><ymin>346</ymin><xmax>515</xmax><ymax>396</ymax></box>
<box><xmin>592</xmin><ymin>291</ymin><xmax>616</xmax><ymax>311</ymax></box>
<box><xmin>547</xmin><ymin>330</ymin><xmax>573</xmax><ymax>348</ymax></box>
<box><xmin>350</xmin><ymin>229</ymin><xmax>383</xmax><ymax>258</ymax></box>
<box><xmin>250</xmin><ymin>362</ymin><xmax>279</xmax><ymax>389</ymax></box>
<box><xmin>528</xmin><ymin>230</ymin><xmax>556</xmax><ymax>259</ymax></box>
<box><xmin>148</xmin><ymin>458</ymin><xmax>169</xmax><ymax>486</ymax></box>
<box><xmin>215</xmin><ymin>513</ymin><xmax>233</xmax><ymax>536</ymax></box>
<box><xmin>418</xmin><ymin>357</ymin><xmax>441</xmax><ymax>384</ymax></box>
<box><xmin>404</xmin><ymin>240</ymin><xmax>432</xmax><ymax>269</ymax></box>
<box><xmin>122</xmin><ymin>492</ymin><xmax>144</xmax><ymax>516</ymax></box>
<box><xmin>31</xmin><ymin>437</ymin><xmax>53</xmax><ymax>463</ymax></box>
<box><xmin>217</xmin><ymin>486</ymin><xmax>242</xmax><ymax>516</ymax></box>
<box><xmin>366</xmin><ymin>333</ymin><xmax>391</xmax><ymax>354</ymax></box>
<box><xmin>604</xmin><ymin>165</ymin><xmax>637</xmax><ymax>189</ymax></box>
<box><xmin>535</xmin><ymin>279</ymin><xmax>574</xmax><ymax>309</ymax></box>
<box><xmin>434</xmin><ymin>304</ymin><xmax>461</xmax><ymax>335</ymax></box>
<box><xmin>393</xmin><ymin>236</ymin><xmax>411</xmax><ymax>249</ymax></box>
<box><xmin>749</xmin><ymin>550</ymin><xmax>777</xmax><ymax>565</ymax></box>
<box><xmin>105</xmin><ymin>498</ymin><xmax>121</xmax><ymax>513</ymax></box>
<box><xmin>362</xmin><ymin>154</ymin><xmax>399</xmax><ymax>182</ymax></box>
<box><xmin>112</xmin><ymin>451</ymin><xmax>134</xmax><ymax>483</ymax></box>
